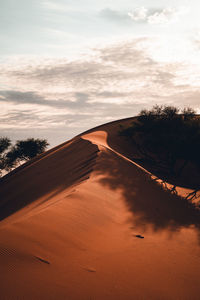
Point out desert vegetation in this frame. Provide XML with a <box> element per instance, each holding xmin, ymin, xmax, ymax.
<box><xmin>120</xmin><ymin>105</ymin><xmax>200</xmax><ymax>199</ymax></box>
<box><xmin>0</xmin><ymin>137</ymin><xmax>49</xmax><ymax>176</ymax></box>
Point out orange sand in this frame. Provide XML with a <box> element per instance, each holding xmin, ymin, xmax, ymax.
<box><xmin>0</xmin><ymin>118</ymin><xmax>200</xmax><ymax>299</ymax></box>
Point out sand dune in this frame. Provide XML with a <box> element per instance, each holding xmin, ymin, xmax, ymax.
<box><xmin>0</xmin><ymin>118</ymin><xmax>200</xmax><ymax>299</ymax></box>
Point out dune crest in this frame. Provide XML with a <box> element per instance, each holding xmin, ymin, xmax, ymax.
<box><xmin>0</xmin><ymin>118</ymin><xmax>200</xmax><ymax>299</ymax></box>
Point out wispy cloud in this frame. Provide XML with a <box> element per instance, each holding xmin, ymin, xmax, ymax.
<box><xmin>128</xmin><ymin>6</ymin><xmax>189</xmax><ymax>25</ymax></box>
<box><xmin>0</xmin><ymin>90</ymin><xmax>90</xmax><ymax>109</ymax></box>
<box><xmin>128</xmin><ymin>7</ymin><xmax>148</xmax><ymax>22</ymax></box>
<box><xmin>0</xmin><ymin>0</ymin><xmax>198</xmax><ymax>147</ymax></box>
<box><xmin>148</xmin><ymin>7</ymin><xmax>189</xmax><ymax>24</ymax></box>
<box><xmin>99</xmin><ymin>6</ymin><xmax>189</xmax><ymax>27</ymax></box>
<box><xmin>1</xmin><ymin>38</ymin><xmax>200</xmax><ymax>145</ymax></box>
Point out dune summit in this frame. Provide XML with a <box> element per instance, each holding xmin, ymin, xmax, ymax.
<box><xmin>0</xmin><ymin>118</ymin><xmax>200</xmax><ymax>299</ymax></box>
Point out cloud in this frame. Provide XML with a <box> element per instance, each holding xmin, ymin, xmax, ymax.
<box><xmin>99</xmin><ymin>6</ymin><xmax>189</xmax><ymax>26</ymax></box>
<box><xmin>1</xmin><ymin>38</ymin><xmax>200</xmax><ymax>145</ymax></box>
<box><xmin>147</xmin><ymin>7</ymin><xmax>188</xmax><ymax>25</ymax></box>
<box><xmin>97</xmin><ymin>40</ymin><xmax>155</xmax><ymax>67</ymax></box>
<box><xmin>128</xmin><ymin>7</ymin><xmax>148</xmax><ymax>21</ymax></box>
<box><xmin>128</xmin><ymin>6</ymin><xmax>189</xmax><ymax>25</ymax></box>
<box><xmin>0</xmin><ymin>90</ymin><xmax>90</xmax><ymax>110</ymax></box>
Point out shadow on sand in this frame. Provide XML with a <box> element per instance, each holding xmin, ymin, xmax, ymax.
<box><xmin>95</xmin><ymin>148</ymin><xmax>200</xmax><ymax>236</ymax></box>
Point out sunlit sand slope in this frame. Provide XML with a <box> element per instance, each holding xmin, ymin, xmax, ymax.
<box><xmin>0</xmin><ymin>118</ymin><xmax>200</xmax><ymax>300</ymax></box>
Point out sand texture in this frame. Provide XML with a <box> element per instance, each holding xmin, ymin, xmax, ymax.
<box><xmin>0</xmin><ymin>118</ymin><xmax>200</xmax><ymax>299</ymax></box>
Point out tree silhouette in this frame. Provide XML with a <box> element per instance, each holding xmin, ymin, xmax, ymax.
<box><xmin>120</xmin><ymin>105</ymin><xmax>200</xmax><ymax>196</ymax></box>
<box><xmin>13</xmin><ymin>138</ymin><xmax>49</xmax><ymax>160</ymax></box>
<box><xmin>0</xmin><ymin>138</ymin><xmax>12</xmax><ymax>175</ymax></box>
<box><xmin>0</xmin><ymin>137</ymin><xmax>49</xmax><ymax>176</ymax></box>
<box><xmin>0</xmin><ymin>138</ymin><xmax>11</xmax><ymax>154</ymax></box>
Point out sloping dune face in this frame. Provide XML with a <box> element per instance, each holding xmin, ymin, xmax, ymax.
<box><xmin>0</xmin><ymin>119</ymin><xmax>200</xmax><ymax>300</ymax></box>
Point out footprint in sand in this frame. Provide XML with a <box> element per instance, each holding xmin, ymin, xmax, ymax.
<box><xmin>34</xmin><ymin>256</ymin><xmax>50</xmax><ymax>264</ymax></box>
<box><xmin>135</xmin><ymin>235</ymin><xmax>144</xmax><ymax>239</ymax></box>
<box><xmin>84</xmin><ymin>267</ymin><xmax>96</xmax><ymax>273</ymax></box>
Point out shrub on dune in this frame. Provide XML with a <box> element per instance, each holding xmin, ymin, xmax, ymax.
<box><xmin>120</xmin><ymin>105</ymin><xmax>200</xmax><ymax>197</ymax></box>
<box><xmin>0</xmin><ymin>137</ymin><xmax>49</xmax><ymax>176</ymax></box>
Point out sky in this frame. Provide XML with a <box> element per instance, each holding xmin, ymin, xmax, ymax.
<box><xmin>1</xmin><ymin>0</ymin><xmax>200</xmax><ymax>146</ymax></box>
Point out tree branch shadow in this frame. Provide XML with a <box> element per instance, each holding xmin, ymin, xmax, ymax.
<box><xmin>95</xmin><ymin>148</ymin><xmax>200</xmax><ymax>236</ymax></box>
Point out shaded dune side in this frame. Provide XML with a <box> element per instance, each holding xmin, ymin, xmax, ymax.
<box><xmin>0</xmin><ymin>139</ymin><xmax>73</xmax><ymax>182</ymax></box>
<box><xmin>0</xmin><ymin>138</ymin><xmax>99</xmax><ymax>222</ymax></box>
<box><xmin>83</xmin><ymin>131</ymin><xmax>200</xmax><ymax>234</ymax></box>
<box><xmin>84</xmin><ymin>117</ymin><xmax>200</xmax><ymax>190</ymax></box>
<box><xmin>96</xmin><ymin>148</ymin><xmax>200</xmax><ymax>233</ymax></box>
